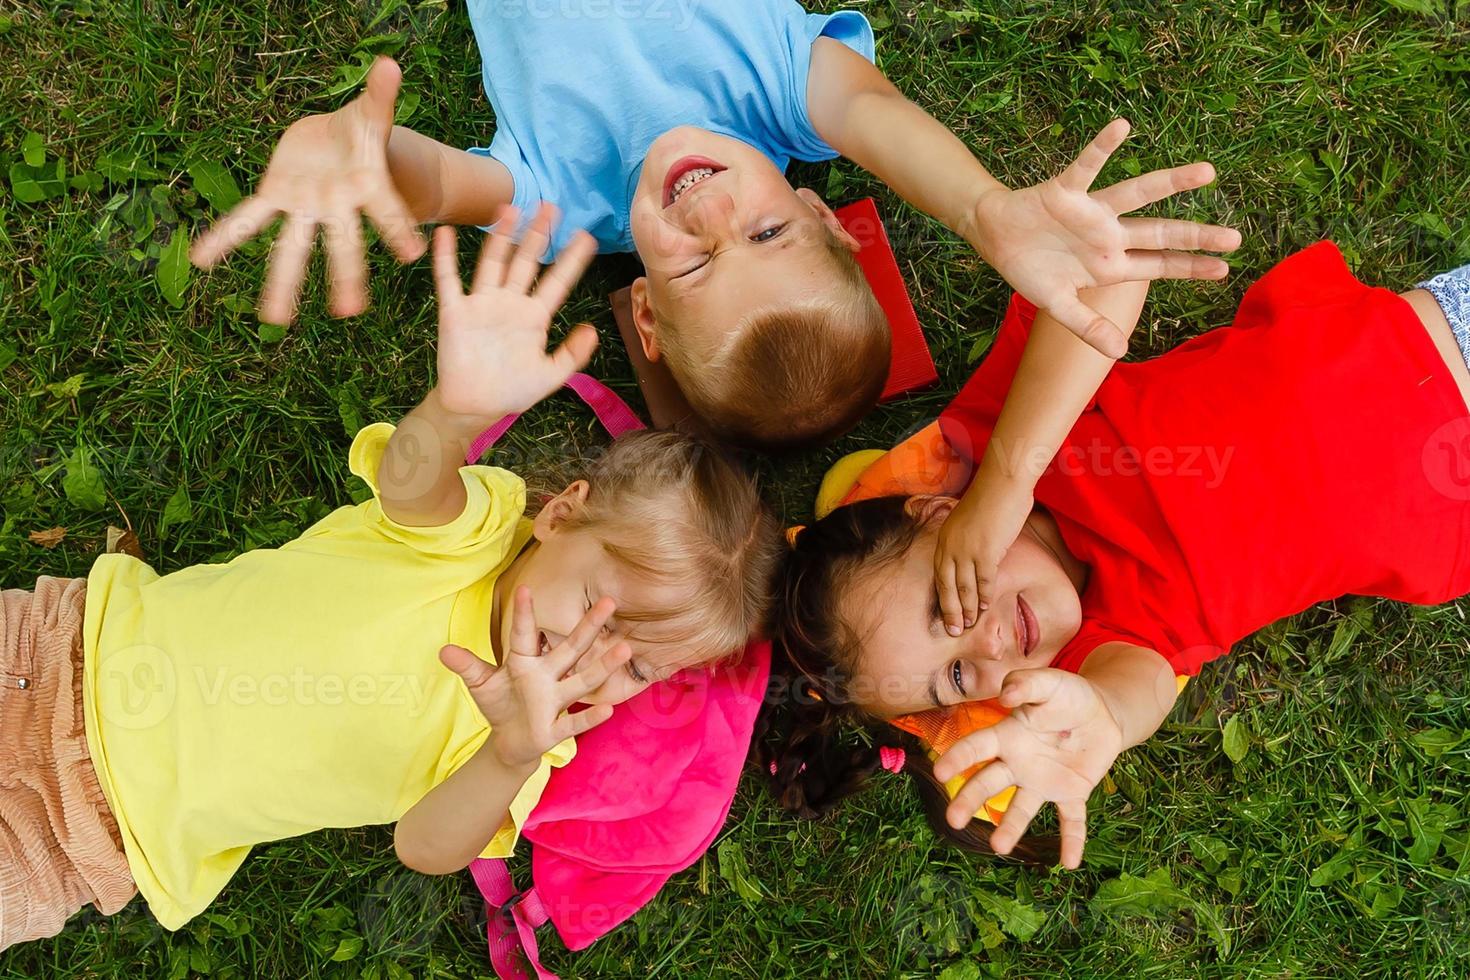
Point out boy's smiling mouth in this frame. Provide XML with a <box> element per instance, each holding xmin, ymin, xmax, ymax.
<box><xmin>663</xmin><ymin>155</ymin><xmax>727</xmax><ymax>208</ymax></box>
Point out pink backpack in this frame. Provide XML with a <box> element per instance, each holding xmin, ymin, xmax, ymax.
<box><xmin>464</xmin><ymin>375</ymin><xmax>773</xmax><ymax>980</ymax></box>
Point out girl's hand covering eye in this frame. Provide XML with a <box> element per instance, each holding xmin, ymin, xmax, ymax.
<box><xmin>965</xmin><ymin>118</ymin><xmax>1242</xmax><ymax>359</ymax></box>
<box><xmin>431</xmin><ymin>203</ymin><xmax>600</xmax><ymax>424</ymax></box>
<box><xmin>931</xmin><ymin>667</ymin><xmax>1125</xmax><ymax>869</ymax></box>
<box><xmin>438</xmin><ymin>586</ymin><xmax>631</xmax><ymax>771</ymax></box>
<box><xmin>933</xmin><ymin>474</ymin><xmax>1034</xmax><ymax>635</ymax></box>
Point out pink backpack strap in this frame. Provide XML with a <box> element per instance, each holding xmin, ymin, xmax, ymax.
<box><xmin>465</xmin><ymin>373</ymin><xmax>647</xmax><ymax>464</ymax></box>
<box><xmin>472</xmin><ymin>858</ymin><xmax>558</xmax><ymax>980</ymax></box>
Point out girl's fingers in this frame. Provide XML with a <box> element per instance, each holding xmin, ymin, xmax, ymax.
<box><xmin>431</xmin><ymin>225</ymin><xmax>464</xmax><ymax>301</ymax></box>
<box><xmin>1093</xmin><ymin>161</ymin><xmax>1217</xmax><ymax>216</ymax></box>
<box><xmin>362</xmin><ymin>185</ymin><xmax>427</xmax><ymax>263</ymax></box>
<box><xmin>1124</xmin><ymin>249</ymin><xmax>1231</xmax><ymax>282</ymax></box>
<box><xmin>324</xmin><ymin>212</ymin><xmax>369</xmax><ymax>317</ymax></box>
<box><xmin>933</xmin><ymin>726</ymin><xmax>1001</xmax><ymax>783</ymax></box>
<box><xmin>545</xmin><ymin>596</ymin><xmax>618</xmax><ymax>672</ymax></box>
<box><xmin>989</xmin><ymin>786</ymin><xmax>1045</xmax><ymax>855</ymax></box>
<box><xmin>258</xmin><ymin>215</ymin><xmax>318</xmax><ymax>325</ymax></box>
<box><xmin>552</xmin><ymin>703</ymin><xmax>615</xmax><ymax>742</ymax></box>
<box><xmin>191</xmin><ymin>196</ymin><xmax>281</xmax><ymax>268</ymax></box>
<box><xmin>439</xmin><ymin>643</ymin><xmax>496</xmax><ymax>689</ymax></box>
<box><xmin>507</xmin><ymin>586</ymin><xmax>541</xmax><ymax>659</ymax></box>
<box><xmin>505</xmin><ymin>203</ymin><xmax>557</xmax><ymax>293</ymax></box>
<box><xmin>956</xmin><ymin>560</ymin><xmax>980</xmax><ymax>630</ymax></box>
<box><xmin>936</xmin><ymin>560</ymin><xmax>964</xmax><ymax>637</ymax></box>
<box><xmin>1055</xmin><ymin>798</ymin><xmax>1090</xmax><ymax>869</ymax></box>
<box><xmin>558</xmin><ymin>641</ymin><xmax>632</xmax><ymax>702</ymax></box>
<box><xmin>473</xmin><ymin>205</ymin><xmax>522</xmax><ymax>294</ymax></box>
<box><xmin>944</xmin><ymin>758</ymin><xmax>1013</xmax><ymax>829</ymax></box>
<box><xmin>1057</xmin><ymin>118</ymin><xmax>1131</xmax><ymax>193</ymax></box>
<box><xmin>533</xmin><ymin>230</ymin><xmax>597</xmax><ymax>312</ymax></box>
<box><xmin>1044</xmin><ymin>293</ymin><xmax>1128</xmax><ymax>360</ymax></box>
<box><xmin>997</xmin><ymin>668</ymin><xmax>1061</xmax><ymax>709</ymax></box>
<box><xmin>1121</xmin><ymin>216</ymin><xmax>1241</xmax><ymax>254</ymax></box>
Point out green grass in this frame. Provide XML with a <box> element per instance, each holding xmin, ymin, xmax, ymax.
<box><xmin>3</xmin><ymin>0</ymin><xmax>1470</xmax><ymax>977</ymax></box>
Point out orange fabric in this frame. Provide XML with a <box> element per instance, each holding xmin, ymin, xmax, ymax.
<box><xmin>1</xmin><ymin>578</ymin><xmax>135</xmax><ymax>952</ymax></box>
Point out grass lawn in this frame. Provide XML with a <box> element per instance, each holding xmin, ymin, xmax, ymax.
<box><xmin>3</xmin><ymin>0</ymin><xmax>1470</xmax><ymax>977</ymax></box>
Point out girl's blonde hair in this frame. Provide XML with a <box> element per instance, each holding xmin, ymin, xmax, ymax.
<box><xmin>566</xmin><ymin>429</ymin><xmax>782</xmax><ymax>662</ymax></box>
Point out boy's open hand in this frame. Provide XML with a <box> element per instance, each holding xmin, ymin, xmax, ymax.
<box><xmin>966</xmin><ymin>119</ymin><xmax>1241</xmax><ymax>359</ymax></box>
<box><xmin>932</xmin><ymin>667</ymin><xmax>1125</xmax><ymax>869</ymax></box>
<box><xmin>190</xmin><ymin>56</ymin><xmax>426</xmax><ymax>324</ymax></box>
<box><xmin>934</xmin><ymin>473</ymin><xmax>1034</xmax><ymax>635</ymax></box>
<box><xmin>440</xmin><ymin>587</ymin><xmax>631</xmax><ymax>771</ymax></box>
<box><xmin>432</xmin><ymin>205</ymin><xmax>599</xmax><ymax>423</ymax></box>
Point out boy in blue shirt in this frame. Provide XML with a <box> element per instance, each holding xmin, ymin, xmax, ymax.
<box><xmin>193</xmin><ymin>0</ymin><xmax>1238</xmax><ymax>450</ymax></box>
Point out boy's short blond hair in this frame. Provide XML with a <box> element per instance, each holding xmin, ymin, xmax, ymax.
<box><xmin>661</xmin><ymin>239</ymin><xmax>891</xmax><ymax>452</ymax></box>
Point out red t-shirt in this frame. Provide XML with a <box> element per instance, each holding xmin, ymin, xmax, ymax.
<box><xmin>940</xmin><ymin>242</ymin><xmax>1470</xmax><ymax>677</ymax></box>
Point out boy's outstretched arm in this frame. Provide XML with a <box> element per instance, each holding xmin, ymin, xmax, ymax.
<box><xmin>377</xmin><ymin>206</ymin><xmax>598</xmax><ymax>527</ymax></box>
<box><xmin>192</xmin><ymin>57</ymin><xmax>513</xmax><ymax>325</ymax></box>
<box><xmin>934</xmin><ymin>280</ymin><xmax>1148</xmax><ymax>634</ymax></box>
<box><xmin>932</xmin><ymin>643</ymin><xmax>1179</xmax><ymax>869</ymax></box>
<box><xmin>805</xmin><ymin>38</ymin><xmax>1239</xmax><ymax>357</ymax></box>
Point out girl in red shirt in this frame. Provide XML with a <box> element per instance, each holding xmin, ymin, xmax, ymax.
<box><xmin>763</xmin><ymin>243</ymin><xmax>1470</xmax><ymax>867</ymax></box>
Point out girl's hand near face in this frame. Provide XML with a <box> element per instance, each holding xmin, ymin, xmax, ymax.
<box><xmin>431</xmin><ymin>204</ymin><xmax>599</xmax><ymax>426</ymax></box>
<box><xmin>932</xmin><ymin>644</ymin><xmax>1178</xmax><ymax>869</ymax></box>
<box><xmin>932</xmin><ymin>667</ymin><xmax>1122</xmax><ymax>869</ymax></box>
<box><xmin>440</xmin><ymin>587</ymin><xmax>631</xmax><ymax>770</ymax></box>
<box><xmin>933</xmin><ymin>472</ymin><xmax>1034</xmax><ymax>636</ymax></box>
<box><xmin>394</xmin><ymin>588</ymin><xmax>630</xmax><ymax>875</ymax></box>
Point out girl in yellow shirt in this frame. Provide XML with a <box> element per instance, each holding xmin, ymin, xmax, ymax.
<box><xmin>0</xmin><ymin>206</ymin><xmax>781</xmax><ymax>950</ymax></box>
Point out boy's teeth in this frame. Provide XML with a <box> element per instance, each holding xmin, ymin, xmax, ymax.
<box><xmin>672</xmin><ymin>168</ymin><xmax>716</xmax><ymax>202</ymax></box>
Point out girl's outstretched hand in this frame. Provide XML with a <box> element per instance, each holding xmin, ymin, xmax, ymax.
<box><xmin>432</xmin><ymin>205</ymin><xmax>599</xmax><ymax>424</ymax></box>
<box><xmin>191</xmin><ymin>57</ymin><xmax>426</xmax><ymax>324</ymax></box>
<box><xmin>965</xmin><ymin>119</ymin><xmax>1241</xmax><ymax>359</ymax></box>
<box><xmin>440</xmin><ymin>587</ymin><xmax>631</xmax><ymax>771</ymax></box>
<box><xmin>931</xmin><ymin>667</ymin><xmax>1125</xmax><ymax>869</ymax></box>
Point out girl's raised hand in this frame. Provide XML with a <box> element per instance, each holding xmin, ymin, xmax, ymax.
<box><xmin>191</xmin><ymin>57</ymin><xmax>426</xmax><ymax>324</ymax></box>
<box><xmin>431</xmin><ymin>205</ymin><xmax>599</xmax><ymax>424</ymax></box>
<box><xmin>439</xmin><ymin>587</ymin><xmax>631</xmax><ymax>771</ymax></box>
<box><xmin>931</xmin><ymin>667</ymin><xmax>1125</xmax><ymax>869</ymax></box>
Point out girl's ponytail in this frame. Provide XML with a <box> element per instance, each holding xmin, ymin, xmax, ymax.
<box><xmin>758</xmin><ymin>496</ymin><xmax>1060</xmax><ymax>865</ymax></box>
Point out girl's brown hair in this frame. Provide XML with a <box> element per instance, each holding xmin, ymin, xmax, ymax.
<box><xmin>567</xmin><ymin>428</ymin><xmax>783</xmax><ymax>662</ymax></box>
<box><xmin>755</xmin><ymin>495</ymin><xmax>1060</xmax><ymax>863</ymax></box>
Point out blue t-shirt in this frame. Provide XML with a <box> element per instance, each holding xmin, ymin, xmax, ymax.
<box><xmin>464</xmin><ymin>0</ymin><xmax>875</xmax><ymax>258</ymax></box>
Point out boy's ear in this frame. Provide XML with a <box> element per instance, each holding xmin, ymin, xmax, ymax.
<box><xmin>629</xmin><ymin>278</ymin><xmax>662</xmax><ymax>363</ymax></box>
<box><xmin>904</xmin><ymin>495</ymin><xmax>959</xmax><ymax>527</ymax></box>
<box><xmin>532</xmin><ymin>480</ymin><xmax>591</xmax><ymax>541</ymax></box>
<box><xmin>795</xmin><ymin>188</ymin><xmax>861</xmax><ymax>253</ymax></box>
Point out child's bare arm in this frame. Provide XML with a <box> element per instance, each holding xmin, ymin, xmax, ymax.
<box><xmin>934</xmin><ymin>281</ymin><xmax>1149</xmax><ymax>633</ymax></box>
<box><xmin>192</xmin><ymin>57</ymin><xmax>513</xmax><ymax>325</ymax></box>
<box><xmin>377</xmin><ymin>207</ymin><xmax>598</xmax><ymax>527</ymax></box>
<box><xmin>932</xmin><ymin>643</ymin><xmax>1178</xmax><ymax>868</ymax></box>
<box><xmin>805</xmin><ymin>38</ymin><xmax>1238</xmax><ymax>357</ymax></box>
<box><xmin>396</xmin><ymin>590</ymin><xmax>628</xmax><ymax>874</ymax></box>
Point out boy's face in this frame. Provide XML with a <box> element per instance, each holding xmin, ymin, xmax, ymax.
<box><xmin>627</xmin><ymin>127</ymin><xmax>860</xmax><ymax>362</ymax></box>
<box><xmin>492</xmin><ymin>482</ymin><xmax>707</xmax><ymax>708</ymax></box>
<box><xmin>840</xmin><ymin>501</ymin><xmax>1085</xmax><ymax>720</ymax></box>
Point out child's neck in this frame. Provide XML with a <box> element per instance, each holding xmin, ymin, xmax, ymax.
<box><xmin>1024</xmin><ymin>508</ymin><xmax>1089</xmax><ymax>594</ymax></box>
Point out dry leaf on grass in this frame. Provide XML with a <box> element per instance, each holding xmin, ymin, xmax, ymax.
<box><xmin>28</xmin><ymin>527</ymin><xmax>68</xmax><ymax>549</ymax></box>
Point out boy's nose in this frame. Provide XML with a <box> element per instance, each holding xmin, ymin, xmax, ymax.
<box><xmin>689</xmin><ymin>191</ymin><xmax>740</xmax><ymax>240</ymax></box>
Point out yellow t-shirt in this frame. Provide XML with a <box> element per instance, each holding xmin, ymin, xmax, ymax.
<box><xmin>81</xmin><ymin>423</ymin><xmax>574</xmax><ymax>930</ymax></box>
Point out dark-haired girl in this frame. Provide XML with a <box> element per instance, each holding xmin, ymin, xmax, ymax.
<box><xmin>761</xmin><ymin>242</ymin><xmax>1470</xmax><ymax>868</ymax></box>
